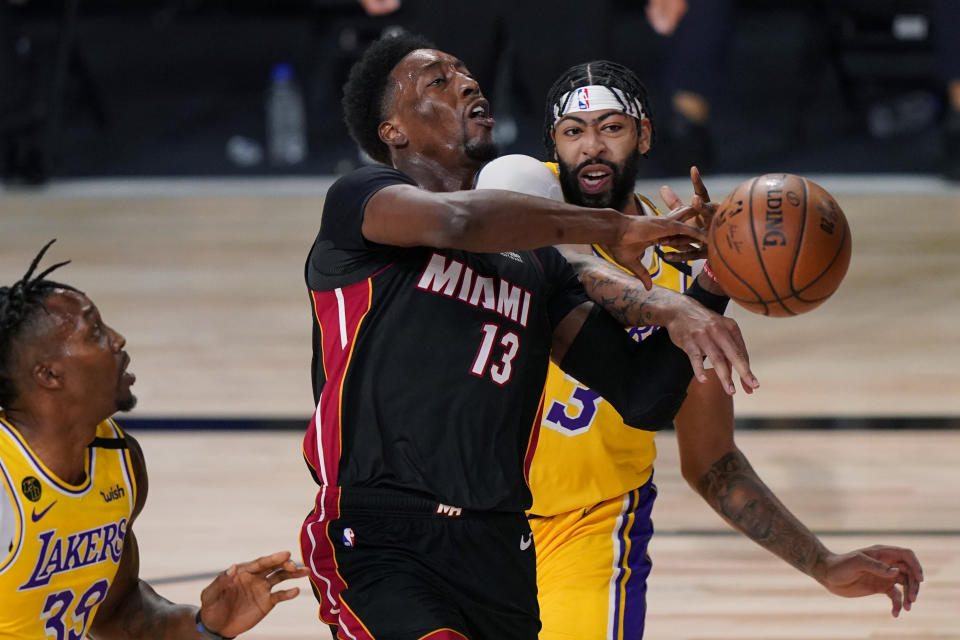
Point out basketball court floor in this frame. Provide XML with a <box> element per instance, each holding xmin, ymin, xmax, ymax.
<box><xmin>1</xmin><ymin>173</ymin><xmax>958</xmax><ymax>638</ymax></box>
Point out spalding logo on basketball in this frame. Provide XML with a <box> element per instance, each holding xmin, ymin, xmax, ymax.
<box><xmin>707</xmin><ymin>173</ymin><xmax>851</xmax><ymax>317</ymax></box>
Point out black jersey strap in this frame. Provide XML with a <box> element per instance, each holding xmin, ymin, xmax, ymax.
<box><xmin>654</xmin><ymin>246</ymin><xmax>693</xmax><ymax>277</ymax></box>
<box><xmin>559</xmin><ymin>305</ymin><xmax>691</xmax><ymax>431</ymax></box>
<box><xmin>684</xmin><ymin>277</ymin><xmax>729</xmax><ymax>314</ymax></box>
<box><xmin>88</xmin><ymin>436</ymin><xmax>129</xmax><ymax>450</ymax></box>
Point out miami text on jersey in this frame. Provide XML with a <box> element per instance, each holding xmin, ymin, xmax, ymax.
<box><xmin>416</xmin><ymin>252</ymin><xmax>533</xmax><ymax>327</ymax></box>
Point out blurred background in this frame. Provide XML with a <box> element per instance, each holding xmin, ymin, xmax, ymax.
<box><xmin>2</xmin><ymin>0</ymin><xmax>959</xmax><ymax>183</ymax></box>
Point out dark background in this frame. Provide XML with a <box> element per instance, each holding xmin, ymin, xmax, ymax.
<box><xmin>0</xmin><ymin>0</ymin><xmax>952</xmax><ymax>183</ymax></box>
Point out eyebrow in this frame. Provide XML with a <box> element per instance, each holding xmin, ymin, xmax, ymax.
<box><xmin>419</xmin><ymin>58</ymin><xmax>467</xmax><ymax>76</ymax></box>
<box><xmin>81</xmin><ymin>305</ymin><xmax>98</xmax><ymax>323</ymax></box>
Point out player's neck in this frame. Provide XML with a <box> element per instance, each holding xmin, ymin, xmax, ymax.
<box><xmin>3</xmin><ymin>405</ymin><xmax>97</xmax><ymax>485</ymax></box>
<box><xmin>621</xmin><ymin>193</ymin><xmax>643</xmax><ymax>216</ymax></box>
<box><xmin>393</xmin><ymin>152</ymin><xmax>479</xmax><ymax>192</ymax></box>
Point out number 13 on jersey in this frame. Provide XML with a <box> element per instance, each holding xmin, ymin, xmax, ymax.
<box><xmin>470</xmin><ymin>323</ymin><xmax>519</xmax><ymax>385</ymax></box>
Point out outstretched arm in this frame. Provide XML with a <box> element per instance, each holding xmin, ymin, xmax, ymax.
<box><xmin>675</xmin><ymin>376</ymin><xmax>924</xmax><ymax>617</ymax></box>
<box><xmin>557</xmin><ymin>243</ymin><xmax>757</xmax><ymax>394</ymax></box>
<box><xmin>362</xmin><ymin>184</ymin><xmax>705</xmax><ymax>269</ymax></box>
<box><xmin>90</xmin><ymin>434</ymin><xmax>307</xmax><ymax>640</ymax></box>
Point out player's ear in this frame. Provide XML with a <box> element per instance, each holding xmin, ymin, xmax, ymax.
<box><xmin>550</xmin><ymin>129</ymin><xmax>558</xmax><ymax>161</ymax></box>
<box><xmin>637</xmin><ymin>118</ymin><xmax>652</xmax><ymax>155</ymax></box>
<box><xmin>32</xmin><ymin>359</ymin><xmax>64</xmax><ymax>391</ymax></box>
<box><xmin>379</xmin><ymin>119</ymin><xmax>407</xmax><ymax>150</ymax></box>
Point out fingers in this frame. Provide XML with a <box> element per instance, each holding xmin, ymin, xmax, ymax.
<box><xmin>715</xmin><ymin>319</ymin><xmax>758</xmax><ymax>392</ymax></box>
<box><xmin>686</xmin><ymin>348</ymin><xmax>708</xmax><ymax>384</ymax></box>
<box><xmin>887</xmin><ymin>584</ymin><xmax>903</xmax><ymax>618</ymax></box>
<box><xmin>266</xmin><ymin>565</ymin><xmax>310</xmax><ymax>587</ymax></box>
<box><xmin>636</xmin><ymin>266</ymin><xmax>653</xmax><ymax>291</ymax></box>
<box><xmin>659</xmin><ymin>219</ymin><xmax>707</xmax><ymax>243</ymax></box>
<box><xmin>659</xmin><ymin>184</ymin><xmax>683</xmax><ymax>211</ymax></box>
<box><xmin>235</xmin><ymin>551</ymin><xmax>302</xmax><ymax>579</ymax></box>
<box><xmin>690</xmin><ymin>165</ymin><xmax>710</xmax><ymax>202</ymax></box>
<box><xmin>270</xmin><ymin>586</ymin><xmax>302</xmax><ymax>605</ymax></box>
<box><xmin>705</xmin><ymin>346</ymin><xmax>735</xmax><ymax>395</ymax></box>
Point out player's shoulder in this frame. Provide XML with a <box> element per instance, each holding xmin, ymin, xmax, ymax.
<box><xmin>328</xmin><ymin>164</ymin><xmax>416</xmax><ymax>201</ymax></box>
<box><xmin>475</xmin><ymin>155</ymin><xmax>563</xmax><ymax>201</ymax></box>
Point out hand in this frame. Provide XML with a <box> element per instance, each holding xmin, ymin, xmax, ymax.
<box><xmin>197</xmin><ymin>551</ymin><xmax>310</xmax><ymax>638</ymax></box>
<box><xmin>608</xmin><ymin>205</ymin><xmax>707</xmax><ymax>290</ymax></box>
<box><xmin>646</xmin><ymin>0</ymin><xmax>688</xmax><ymax>35</ymax></box>
<box><xmin>663</xmin><ymin>295</ymin><xmax>758</xmax><ymax>394</ymax></box>
<box><xmin>817</xmin><ymin>545</ymin><xmax>924</xmax><ymax>617</ymax></box>
<box><xmin>358</xmin><ymin>0</ymin><xmax>401</xmax><ymax>15</ymax></box>
<box><xmin>658</xmin><ymin>165</ymin><xmax>718</xmax><ymax>263</ymax></box>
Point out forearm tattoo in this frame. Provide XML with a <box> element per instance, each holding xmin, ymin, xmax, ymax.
<box><xmin>696</xmin><ymin>450</ymin><xmax>825</xmax><ymax>576</ymax></box>
<box><xmin>576</xmin><ymin>265</ymin><xmax>674</xmax><ymax>327</ymax></box>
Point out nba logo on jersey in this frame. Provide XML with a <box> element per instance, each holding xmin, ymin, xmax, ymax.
<box><xmin>342</xmin><ymin>527</ymin><xmax>355</xmax><ymax>547</ymax></box>
<box><xmin>577</xmin><ymin>88</ymin><xmax>589</xmax><ymax>110</ymax></box>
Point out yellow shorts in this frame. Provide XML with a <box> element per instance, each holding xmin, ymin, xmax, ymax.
<box><xmin>530</xmin><ymin>479</ymin><xmax>656</xmax><ymax>640</ymax></box>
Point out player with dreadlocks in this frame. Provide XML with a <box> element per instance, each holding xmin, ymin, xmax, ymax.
<box><xmin>0</xmin><ymin>240</ymin><xmax>307</xmax><ymax>640</ymax></box>
<box><xmin>477</xmin><ymin>61</ymin><xmax>924</xmax><ymax>639</ymax></box>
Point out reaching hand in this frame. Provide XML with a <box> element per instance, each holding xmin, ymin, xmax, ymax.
<box><xmin>664</xmin><ymin>295</ymin><xmax>758</xmax><ymax>394</ymax></box>
<box><xmin>609</xmin><ymin>205</ymin><xmax>707</xmax><ymax>289</ymax></box>
<box><xmin>658</xmin><ymin>166</ymin><xmax>718</xmax><ymax>263</ymax></box>
<box><xmin>817</xmin><ymin>545</ymin><xmax>924</xmax><ymax>617</ymax></box>
<box><xmin>197</xmin><ymin>551</ymin><xmax>310</xmax><ymax>638</ymax></box>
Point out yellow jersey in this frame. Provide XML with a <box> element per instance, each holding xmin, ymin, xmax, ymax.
<box><xmin>528</xmin><ymin>163</ymin><xmax>692</xmax><ymax>516</ymax></box>
<box><xmin>0</xmin><ymin>416</ymin><xmax>137</xmax><ymax>640</ymax></box>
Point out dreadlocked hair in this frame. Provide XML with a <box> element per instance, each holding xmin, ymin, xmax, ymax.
<box><xmin>542</xmin><ymin>60</ymin><xmax>656</xmax><ymax>158</ymax></box>
<box><xmin>342</xmin><ymin>30</ymin><xmax>436</xmax><ymax>165</ymax></box>
<box><xmin>0</xmin><ymin>239</ymin><xmax>79</xmax><ymax>408</ymax></box>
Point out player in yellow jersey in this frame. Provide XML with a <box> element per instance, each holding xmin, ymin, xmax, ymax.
<box><xmin>478</xmin><ymin>60</ymin><xmax>924</xmax><ymax>639</ymax></box>
<box><xmin>0</xmin><ymin>241</ymin><xmax>308</xmax><ymax>640</ymax></box>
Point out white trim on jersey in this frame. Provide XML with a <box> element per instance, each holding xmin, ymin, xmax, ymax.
<box><xmin>334</xmin><ymin>288</ymin><xmax>348</xmax><ymax>349</ymax></box>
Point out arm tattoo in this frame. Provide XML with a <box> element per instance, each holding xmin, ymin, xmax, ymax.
<box><xmin>573</xmin><ymin>259</ymin><xmax>677</xmax><ymax>327</ymax></box>
<box><xmin>696</xmin><ymin>450</ymin><xmax>827</xmax><ymax>577</ymax></box>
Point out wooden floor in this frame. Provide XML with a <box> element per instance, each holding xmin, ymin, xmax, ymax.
<box><xmin>2</xmin><ymin>175</ymin><xmax>959</xmax><ymax>638</ymax></box>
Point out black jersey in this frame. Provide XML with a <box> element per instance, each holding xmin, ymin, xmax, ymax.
<box><xmin>304</xmin><ymin>165</ymin><xmax>589</xmax><ymax>512</ymax></box>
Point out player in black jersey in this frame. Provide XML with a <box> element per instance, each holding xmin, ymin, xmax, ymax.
<box><xmin>300</xmin><ymin>33</ymin><xmax>759</xmax><ymax>640</ymax></box>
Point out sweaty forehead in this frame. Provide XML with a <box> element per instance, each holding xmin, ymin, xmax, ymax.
<box><xmin>392</xmin><ymin>48</ymin><xmax>462</xmax><ymax>82</ymax></box>
<box><xmin>40</xmin><ymin>290</ymin><xmax>94</xmax><ymax>330</ymax></box>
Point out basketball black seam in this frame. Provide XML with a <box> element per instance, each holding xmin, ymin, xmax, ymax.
<box><xmin>786</xmin><ymin>178</ymin><xmax>808</xmax><ymax>300</ymax></box>
<box><xmin>713</xmin><ymin>245</ymin><xmax>770</xmax><ymax>315</ymax></box>
<box><xmin>747</xmin><ymin>177</ymin><xmax>795</xmax><ymax>316</ymax></box>
<box><xmin>712</xmin><ymin>179</ymin><xmax>769</xmax><ymax>315</ymax></box>
<box><xmin>793</xmin><ymin>216</ymin><xmax>850</xmax><ymax>302</ymax></box>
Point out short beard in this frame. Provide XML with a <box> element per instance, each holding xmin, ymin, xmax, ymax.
<box><xmin>465</xmin><ymin>138</ymin><xmax>499</xmax><ymax>163</ymax></box>
<box><xmin>557</xmin><ymin>150</ymin><xmax>640</xmax><ymax>210</ymax></box>
<box><xmin>116</xmin><ymin>392</ymin><xmax>137</xmax><ymax>412</ymax></box>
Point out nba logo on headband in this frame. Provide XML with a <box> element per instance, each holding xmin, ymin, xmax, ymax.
<box><xmin>554</xmin><ymin>85</ymin><xmax>645</xmax><ymax>123</ymax></box>
<box><xmin>577</xmin><ymin>88</ymin><xmax>590</xmax><ymax>110</ymax></box>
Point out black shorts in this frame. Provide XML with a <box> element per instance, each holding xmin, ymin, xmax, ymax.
<box><xmin>300</xmin><ymin>486</ymin><xmax>539</xmax><ymax>640</ymax></box>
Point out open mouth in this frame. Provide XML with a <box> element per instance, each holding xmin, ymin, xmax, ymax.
<box><xmin>578</xmin><ymin>164</ymin><xmax>613</xmax><ymax>194</ymax></box>
<box><xmin>120</xmin><ymin>352</ymin><xmax>135</xmax><ymax>385</ymax></box>
<box><xmin>467</xmin><ymin>99</ymin><xmax>495</xmax><ymax>128</ymax></box>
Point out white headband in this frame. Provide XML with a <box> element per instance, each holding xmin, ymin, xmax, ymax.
<box><xmin>552</xmin><ymin>85</ymin><xmax>645</xmax><ymax>124</ymax></box>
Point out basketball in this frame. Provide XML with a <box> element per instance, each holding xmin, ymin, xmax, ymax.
<box><xmin>707</xmin><ymin>173</ymin><xmax>852</xmax><ymax>317</ymax></box>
